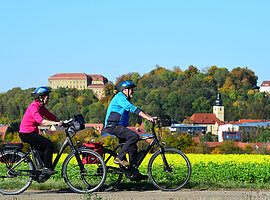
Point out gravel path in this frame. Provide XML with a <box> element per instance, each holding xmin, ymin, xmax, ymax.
<box><xmin>1</xmin><ymin>189</ymin><xmax>270</xmax><ymax>200</ymax></box>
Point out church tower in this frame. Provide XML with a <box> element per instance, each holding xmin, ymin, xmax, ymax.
<box><xmin>213</xmin><ymin>90</ymin><xmax>224</xmax><ymax>121</ymax></box>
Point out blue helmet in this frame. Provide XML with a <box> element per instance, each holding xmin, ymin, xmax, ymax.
<box><xmin>116</xmin><ymin>81</ymin><xmax>137</xmax><ymax>91</ymax></box>
<box><xmin>31</xmin><ymin>87</ymin><xmax>51</xmax><ymax>98</ymax></box>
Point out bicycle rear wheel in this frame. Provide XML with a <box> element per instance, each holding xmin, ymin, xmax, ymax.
<box><xmin>100</xmin><ymin>148</ymin><xmax>123</xmax><ymax>191</ymax></box>
<box><xmin>62</xmin><ymin>148</ymin><xmax>107</xmax><ymax>193</ymax></box>
<box><xmin>0</xmin><ymin>151</ymin><xmax>33</xmax><ymax>195</ymax></box>
<box><xmin>148</xmin><ymin>148</ymin><xmax>191</xmax><ymax>191</ymax></box>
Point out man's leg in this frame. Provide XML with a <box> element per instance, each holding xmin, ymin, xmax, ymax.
<box><xmin>107</xmin><ymin>125</ymin><xmax>139</xmax><ymax>164</ymax></box>
<box><xmin>107</xmin><ymin>126</ymin><xmax>148</xmax><ymax>181</ymax></box>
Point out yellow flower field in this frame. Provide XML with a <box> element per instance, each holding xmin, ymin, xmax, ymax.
<box><xmin>54</xmin><ymin>153</ymin><xmax>270</xmax><ymax>166</ymax></box>
<box><xmin>53</xmin><ymin>153</ymin><xmax>270</xmax><ymax>183</ymax></box>
<box><xmin>186</xmin><ymin>154</ymin><xmax>270</xmax><ymax>164</ymax></box>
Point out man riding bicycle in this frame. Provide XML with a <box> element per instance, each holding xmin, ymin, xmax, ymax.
<box><xmin>104</xmin><ymin>80</ymin><xmax>155</xmax><ymax>181</ymax></box>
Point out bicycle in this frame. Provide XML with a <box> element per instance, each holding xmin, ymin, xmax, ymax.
<box><xmin>0</xmin><ymin>114</ymin><xmax>107</xmax><ymax>195</ymax></box>
<box><xmin>99</xmin><ymin>115</ymin><xmax>192</xmax><ymax>191</ymax></box>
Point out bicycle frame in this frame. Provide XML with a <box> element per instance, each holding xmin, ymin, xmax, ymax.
<box><xmin>134</xmin><ymin>122</ymin><xmax>171</xmax><ymax>170</ymax></box>
<box><xmin>108</xmin><ymin>121</ymin><xmax>171</xmax><ymax>171</ymax></box>
<box><xmin>6</xmin><ymin>127</ymin><xmax>85</xmax><ymax>177</ymax></box>
<box><xmin>52</xmin><ymin>127</ymin><xmax>85</xmax><ymax>172</ymax></box>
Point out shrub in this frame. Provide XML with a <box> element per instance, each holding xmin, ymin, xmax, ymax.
<box><xmin>218</xmin><ymin>140</ymin><xmax>244</xmax><ymax>154</ymax></box>
<box><xmin>210</xmin><ymin>147</ymin><xmax>223</xmax><ymax>154</ymax></box>
<box><xmin>253</xmin><ymin>146</ymin><xmax>270</xmax><ymax>155</ymax></box>
<box><xmin>243</xmin><ymin>144</ymin><xmax>253</xmax><ymax>154</ymax></box>
<box><xmin>186</xmin><ymin>142</ymin><xmax>211</xmax><ymax>154</ymax></box>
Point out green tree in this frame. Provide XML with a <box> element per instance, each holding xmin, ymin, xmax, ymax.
<box><xmin>254</xmin><ymin>128</ymin><xmax>270</xmax><ymax>143</ymax></box>
<box><xmin>219</xmin><ymin>140</ymin><xmax>244</xmax><ymax>154</ymax></box>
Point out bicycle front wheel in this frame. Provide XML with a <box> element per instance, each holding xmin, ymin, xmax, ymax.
<box><xmin>62</xmin><ymin>148</ymin><xmax>107</xmax><ymax>193</ymax></box>
<box><xmin>148</xmin><ymin>148</ymin><xmax>191</xmax><ymax>191</ymax></box>
<box><xmin>0</xmin><ymin>151</ymin><xmax>34</xmax><ymax>195</ymax></box>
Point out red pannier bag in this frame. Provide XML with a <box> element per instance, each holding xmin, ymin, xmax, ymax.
<box><xmin>82</xmin><ymin>142</ymin><xmax>104</xmax><ymax>164</ymax></box>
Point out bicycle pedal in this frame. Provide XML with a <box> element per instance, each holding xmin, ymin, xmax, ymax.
<box><xmin>37</xmin><ymin>174</ymin><xmax>50</xmax><ymax>183</ymax></box>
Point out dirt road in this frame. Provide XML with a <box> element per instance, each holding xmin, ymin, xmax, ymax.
<box><xmin>1</xmin><ymin>189</ymin><xmax>270</xmax><ymax>200</ymax></box>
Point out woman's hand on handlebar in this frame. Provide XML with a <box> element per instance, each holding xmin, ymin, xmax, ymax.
<box><xmin>58</xmin><ymin>121</ymin><xmax>63</xmax><ymax>127</ymax></box>
<box><xmin>61</xmin><ymin>119</ymin><xmax>72</xmax><ymax>127</ymax></box>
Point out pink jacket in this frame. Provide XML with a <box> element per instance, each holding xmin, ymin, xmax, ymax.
<box><xmin>19</xmin><ymin>100</ymin><xmax>58</xmax><ymax>133</ymax></box>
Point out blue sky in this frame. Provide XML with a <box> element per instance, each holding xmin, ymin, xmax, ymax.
<box><xmin>1</xmin><ymin>0</ymin><xmax>269</xmax><ymax>93</ymax></box>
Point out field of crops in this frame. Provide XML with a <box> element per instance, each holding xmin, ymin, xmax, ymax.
<box><xmin>187</xmin><ymin>154</ymin><xmax>270</xmax><ymax>183</ymax></box>
<box><xmin>1</xmin><ymin>153</ymin><xmax>270</xmax><ymax>191</ymax></box>
<box><xmin>50</xmin><ymin>153</ymin><xmax>270</xmax><ymax>184</ymax></box>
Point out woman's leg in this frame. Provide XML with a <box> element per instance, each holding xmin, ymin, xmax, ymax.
<box><xmin>19</xmin><ymin>132</ymin><xmax>54</xmax><ymax>168</ymax></box>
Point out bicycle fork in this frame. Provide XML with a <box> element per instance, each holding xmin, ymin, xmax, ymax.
<box><xmin>159</xmin><ymin>148</ymin><xmax>173</xmax><ymax>173</ymax></box>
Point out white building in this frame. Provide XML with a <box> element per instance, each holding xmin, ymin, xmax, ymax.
<box><xmin>218</xmin><ymin>121</ymin><xmax>270</xmax><ymax>142</ymax></box>
<box><xmin>260</xmin><ymin>81</ymin><xmax>270</xmax><ymax>93</ymax></box>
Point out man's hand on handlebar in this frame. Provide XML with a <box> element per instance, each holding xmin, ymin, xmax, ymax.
<box><xmin>139</xmin><ymin>111</ymin><xmax>158</xmax><ymax>124</ymax></box>
<box><xmin>148</xmin><ymin>117</ymin><xmax>158</xmax><ymax>124</ymax></box>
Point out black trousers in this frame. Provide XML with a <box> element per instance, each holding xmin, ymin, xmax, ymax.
<box><xmin>107</xmin><ymin>125</ymin><xmax>139</xmax><ymax>163</ymax></box>
<box><xmin>19</xmin><ymin>132</ymin><xmax>54</xmax><ymax>169</ymax></box>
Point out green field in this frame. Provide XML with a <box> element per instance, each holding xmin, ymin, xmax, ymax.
<box><xmin>2</xmin><ymin>153</ymin><xmax>270</xmax><ymax>191</ymax></box>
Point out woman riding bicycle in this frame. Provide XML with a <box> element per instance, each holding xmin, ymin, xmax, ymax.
<box><xmin>104</xmin><ymin>80</ymin><xmax>155</xmax><ymax>181</ymax></box>
<box><xmin>19</xmin><ymin>87</ymin><xmax>62</xmax><ymax>175</ymax></box>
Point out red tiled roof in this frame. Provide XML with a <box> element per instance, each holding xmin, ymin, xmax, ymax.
<box><xmin>49</xmin><ymin>73</ymin><xmax>88</xmax><ymax>80</ymax></box>
<box><xmin>237</xmin><ymin>143</ymin><xmax>247</xmax><ymax>149</ymax></box>
<box><xmin>85</xmin><ymin>123</ymin><xmax>104</xmax><ymax>132</ymax></box>
<box><xmin>261</xmin><ymin>81</ymin><xmax>270</xmax><ymax>87</ymax></box>
<box><xmin>87</xmin><ymin>74</ymin><xmax>108</xmax><ymax>81</ymax></box>
<box><xmin>192</xmin><ymin>137</ymin><xmax>200</xmax><ymax>143</ymax></box>
<box><xmin>0</xmin><ymin>126</ymin><xmax>8</xmax><ymax>133</ymax></box>
<box><xmin>205</xmin><ymin>142</ymin><xmax>222</xmax><ymax>148</ymax></box>
<box><xmin>217</xmin><ymin>119</ymin><xmax>270</xmax><ymax>125</ymax></box>
<box><xmin>0</xmin><ymin>126</ymin><xmax>8</xmax><ymax>139</ymax></box>
<box><xmin>205</xmin><ymin>142</ymin><xmax>268</xmax><ymax>150</ymax></box>
<box><xmin>217</xmin><ymin>121</ymin><xmax>244</xmax><ymax>125</ymax></box>
<box><xmin>238</xmin><ymin>119</ymin><xmax>270</xmax><ymax>123</ymax></box>
<box><xmin>190</xmin><ymin>113</ymin><xmax>220</xmax><ymax>124</ymax></box>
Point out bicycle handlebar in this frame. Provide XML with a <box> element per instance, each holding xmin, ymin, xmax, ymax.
<box><xmin>61</xmin><ymin>114</ymin><xmax>86</xmax><ymax>135</ymax></box>
<box><xmin>61</xmin><ymin>118</ymin><xmax>74</xmax><ymax>128</ymax></box>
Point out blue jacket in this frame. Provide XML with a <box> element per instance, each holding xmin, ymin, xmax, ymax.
<box><xmin>105</xmin><ymin>92</ymin><xmax>142</xmax><ymax>127</ymax></box>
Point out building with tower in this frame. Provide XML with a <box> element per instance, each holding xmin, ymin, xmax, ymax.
<box><xmin>213</xmin><ymin>90</ymin><xmax>224</xmax><ymax>121</ymax></box>
<box><xmin>187</xmin><ymin>91</ymin><xmax>224</xmax><ymax>134</ymax></box>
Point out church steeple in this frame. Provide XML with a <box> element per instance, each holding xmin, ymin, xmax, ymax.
<box><xmin>215</xmin><ymin>90</ymin><xmax>222</xmax><ymax>106</ymax></box>
<box><xmin>213</xmin><ymin>89</ymin><xmax>224</xmax><ymax>122</ymax></box>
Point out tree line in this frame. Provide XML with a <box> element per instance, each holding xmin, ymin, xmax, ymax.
<box><xmin>0</xmin><ymin>65</ymin><xmax>270</xmax><ymax>134</ymax></box>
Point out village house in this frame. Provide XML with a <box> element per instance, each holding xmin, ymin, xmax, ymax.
<box><xmin>260</xmin><ymin>81</ymin><xmax>270</xmax><ymax>93</ymax></box>
<box><xmin>185</xmin><ymin>91</ymin><xmax>224</xmax><ymax>135</ymax></box>
<box><xmin>217</xmin><ymin>120</ymin><xmax>270</xmax><ymax>142</ymax></box>
<box><xmin>169</xmin><ymin>124</ymin><xmax>207</xmax><ymax>137</ymax></box>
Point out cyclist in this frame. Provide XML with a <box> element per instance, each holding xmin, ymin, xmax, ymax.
<box><xmin>19</xmin><ymin>87</ymin><xmax>61</xmax><ymax>175</ymax></box>
<box><xmin>104</xmin><ymin>80</ymin><xmax>155</xmax><ymax>181</ymax></box>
